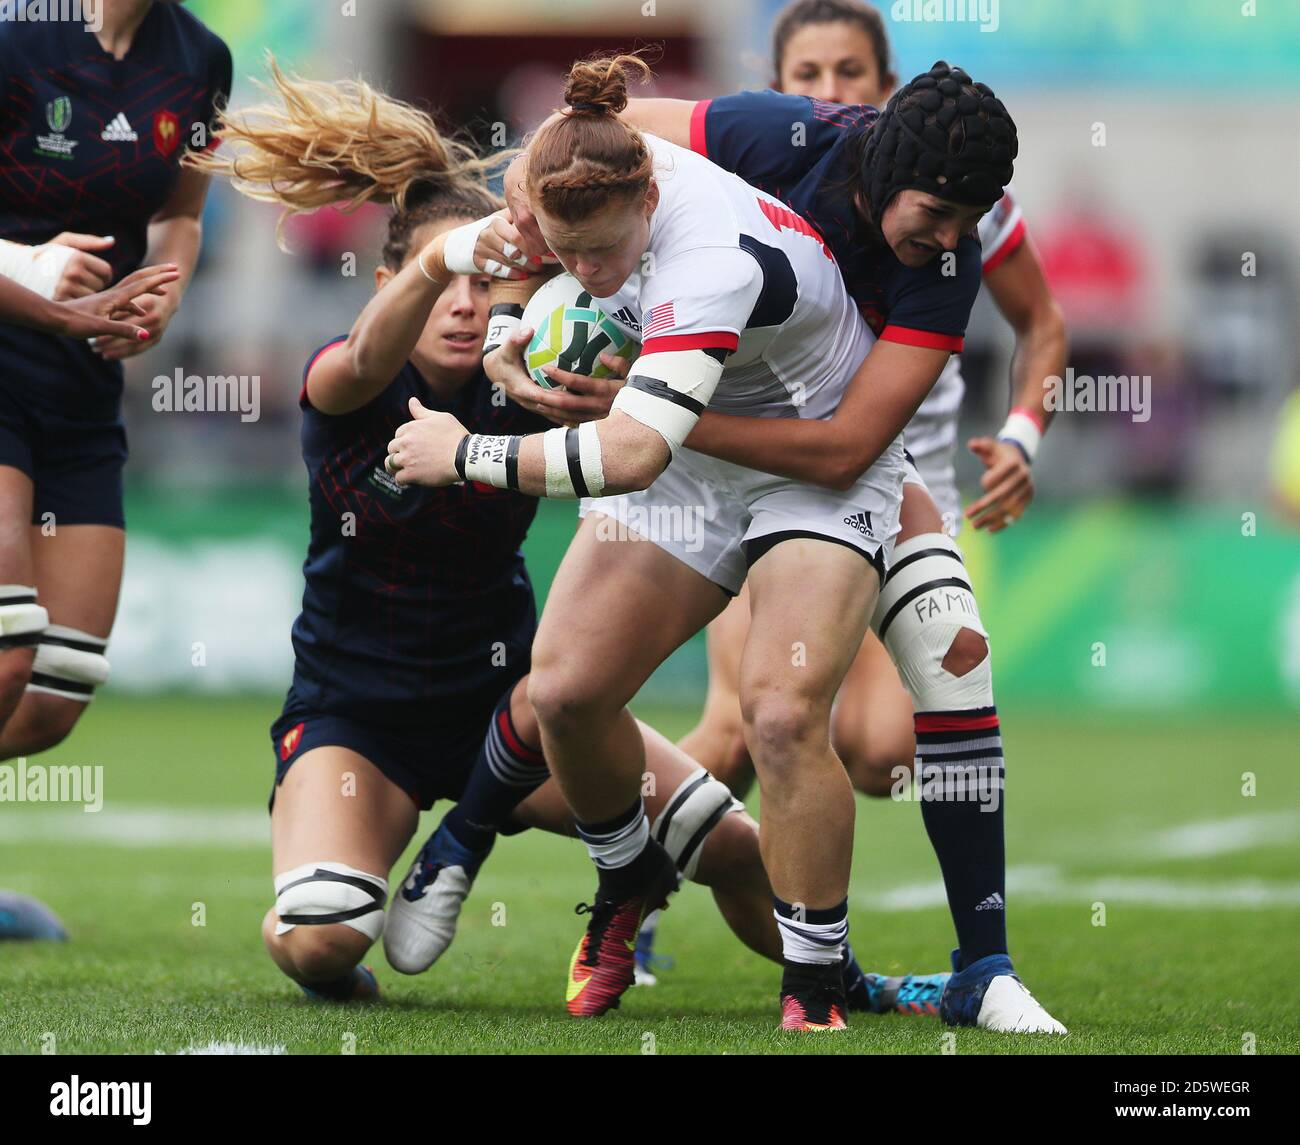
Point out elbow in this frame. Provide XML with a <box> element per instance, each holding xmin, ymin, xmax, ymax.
<box><xmin>1022</xmin><ymin>296</ymin><xmax>1069</xmax><ymax>356</ymax></box>
<box><xmin>605</xmin><ymin>459</ymin><xmax>660</xmax><ymax>496</ymax></box>
<box><xmin>602</xmin><ymin>444</ymin><xmax>669</xmax><ymax>496</ymax></box>
<box><xmin>822</xmin><ymin>445</ymin><xmax>869</xmax><ymax>492</ymax></box>
<box><xmin>345</xmin><ymin>330</ymin><xmax>383</xmax><ymax>387</ymax></box>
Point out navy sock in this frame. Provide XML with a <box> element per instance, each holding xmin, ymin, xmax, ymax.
<box><xmin>443</xmin><ymin>688</ymin><xmax>547</xmax><ymax>853</ymax></box>
<box><xmin>915</xmin><ymin>706</ymin><xmax>1007</xmax><ymax>967</ymax></box>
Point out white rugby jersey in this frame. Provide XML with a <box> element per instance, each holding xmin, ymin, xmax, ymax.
<box><xmin>906</xmin><ymin>186</ymin><xmax>1027</xmax><ymax>460</ymax></box>
<box><xmin>595</xmin><ymin>135</ymin><xmax>876</xmax><ymax>422</ymax></box>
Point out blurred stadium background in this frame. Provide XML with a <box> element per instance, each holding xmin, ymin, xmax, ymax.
<box><xmin>107</xmin><ymin>0</ymin><xmax>1300</xmax><ymax>713</ymax></box>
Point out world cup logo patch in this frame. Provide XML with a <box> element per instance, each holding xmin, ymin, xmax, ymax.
<box><xmin>46</xmin><ymin>97</ymin><xmax>71</xmax><ymax>133</ymax></box>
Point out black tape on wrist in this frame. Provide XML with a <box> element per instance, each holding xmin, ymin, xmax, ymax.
<box><xmin>454</xmin><ymin>435</ymin><xmax>471</xmax><ymax>481</ymax></box>
<box><xmin>482</xmin><ymin>302</ymin><xmax>526</xmax><ymax>358</ymax></box>
<box><xmin>505</xmin><ymin>435</ymin><xmax>522</xmax><ymax>491</ymax></box>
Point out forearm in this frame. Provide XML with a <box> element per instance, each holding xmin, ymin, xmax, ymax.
<box><xmin>686</xmin><ymin>389</ymin><xmax>919</xmax><ymax>492</ymax></box>
<box><xmin>620</xmin><ymin>98</ymin><xmax>695</xmax><ymax>148</ymax></box>
<box><xmin>1007</xmin><ymin>298</ymin><xmax>1068</xmax><ymax>431</ymax></box>
<box><xmin>0</xmin><ymin>274</ymin><xmax>71</xmax><ymax>335</ymax></box>
<box><xmin>458</xmin><ymin>413</ymin><xmax>669</xmax><ymax>498</ymax></box>
<box><xmin>345</xmin><ymin>256</ymin><xmax>446</xmax><ymax>392</ymax></box>
<box><xmin>143</xmin><ymin>214</ymin><xmax>201</xmax><ymax>291</ymax></box>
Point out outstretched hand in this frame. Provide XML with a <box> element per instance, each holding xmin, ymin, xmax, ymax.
<box><xmin>964</xmin><ymin>436</ymin><xmax>1035</xmax><ymax>532</ymax></box>
<box><xmin>384</xmin><ymin>397</ymin><xmax>468</xmax><ymax>487</ymax></box>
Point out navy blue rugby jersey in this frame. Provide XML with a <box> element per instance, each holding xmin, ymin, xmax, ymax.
<box><xmin>689</xmin><ymin>90</ymin><xmax>982</xmax><ymax>353</ymax></box>
<box><xmin>287</xmin><ymin>339</ymin><xmax>551</xmax><ymax>724</ymax></box>
<box><xmin>0</xmin><ymin>3</ymin><xmax>231</xmax><ymax>406</ymax></box>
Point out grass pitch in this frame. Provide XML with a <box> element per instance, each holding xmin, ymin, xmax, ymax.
<box><xmin>1</xmin><ymin>696</ymin><xmax>1296</xmax><ymax>1055</ymax></box>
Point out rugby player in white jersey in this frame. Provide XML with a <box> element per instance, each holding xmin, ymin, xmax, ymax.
<box><xmin>480</xmin><ymin>39</ymin><xmax>1068</xmax><ymax>1033</ymax></box>
<box><xmin>386</xmin><ymin>53</ymin><xmax>1026</xmax><ymax>1030</ymax></box>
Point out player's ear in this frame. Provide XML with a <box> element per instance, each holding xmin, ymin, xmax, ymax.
<box><xmin>644</xmin><ymin>179</ymin><xmax>660</xmax><ymax>217</ymax></box>
<box><xmin>374</xmin><ymin>264</ymin><xmax>393</xmax><ymax>292</ymax></box>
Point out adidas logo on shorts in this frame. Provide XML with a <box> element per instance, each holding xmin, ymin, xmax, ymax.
<box><xmin>842</xmin><ymin>510</ymin><xmax>874</xmax><ymax>538</ymax></box>
<box><xmin>975</xmin><ymin>892</ymin><xmax>1005</xmax><ymax>912</ymax></box>
<box><xmin>101</xmin><ymin>113</ymin><xmax>138</xmax><ymax>142</ymax></box>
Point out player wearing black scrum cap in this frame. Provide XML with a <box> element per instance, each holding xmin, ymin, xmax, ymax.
<box><xmin>494</xmin><ymin>61</ymin><xmax>1066</xmax><ymax>1034</ymax></box>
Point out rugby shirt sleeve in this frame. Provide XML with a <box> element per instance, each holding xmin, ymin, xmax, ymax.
<box><xmin>978</xmin><ymin>186</ymin><xmax>1027</xmax><ymax>274</ymax></box>
<box><xmin>634</xmin><ymin>247</ymin><xmax>764</xmax><ymax>360</ymax></box>
<box><xmin>692</xmin><ymin>90</ymin><xmax>863</xmax><ymax>189</ymax></box>
<box><xmin>194</xmin><ymin>34</ymin><xmax>233</xmax><ymax>153</ymax></box>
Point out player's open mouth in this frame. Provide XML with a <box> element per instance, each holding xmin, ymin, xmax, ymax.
<box><xmin>443</xmin><ymin>332</ymin><xmax>478</xmax><ymax>347</ymax></box>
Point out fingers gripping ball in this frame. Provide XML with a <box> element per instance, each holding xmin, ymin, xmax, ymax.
<box><xmin>522</xmin><ymin>273</ymin><xmax>637</xmax><ymax>390</ymax></box>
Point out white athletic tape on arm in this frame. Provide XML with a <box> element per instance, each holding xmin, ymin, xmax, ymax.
<box><xmin>577</xmin><ymin>421</ymin><xmax>605</xmax><ymax>497</ymax></box>
<box><xmin>482</xmin><ymin>303</ymin><xmax>523</xmax><ymax>356</ymax></box>
<box><xmin>274</xmin><ymin>861</ymin><xmax>388</xmax><ymax>941</ymax></box>
<box><xmin>539</xmin><ymin>424</ymin><xmax>605</xmax><ymax>499</ymax></box>
<box><xmin>997</xmin><ymin>409</ymin><xmax>1042</xmax><ymax>463</ymax></box>
<box><xmin>441</xmin><ymin>214</ymin><xmax>513</xmax><ymax>278</ymax></box>
<box><xmin>611</xmin><ymin>349</ymin><xmax>723</xmax><ymax>456</ymax></box>
<box><xmin>0</xmin><ymin>238</ymin><xmax>74</xmax><ymax>300</ymax></box>
<box><xmin>458</xmin><ymin>433</ymin><xmax>519</xmax><ymax>489</ymax></box>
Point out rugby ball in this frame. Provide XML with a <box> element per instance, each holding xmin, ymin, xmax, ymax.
<box><xmin>523</xmin><ymin>273</ymin><xmax>637</xmax><ymax>390</ymax></box>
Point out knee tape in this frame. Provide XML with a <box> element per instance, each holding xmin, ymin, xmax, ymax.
<box><xmin>873</xmin><ymin>533</ymin><xmax>992</xmax><ymax>711</ymax></box>
<box><xmin>650</xmin><ymin>768</ymin><xmax>742</xmax><ymax>882</ymax></box>
<box><xmin>0</xmin><ymin>586</ymin><xmax>48</xmax><ymax>652</ymax></box>
<box><xmin>274</xmin><ymin>862</ymin><xmax>388</xmax><ymax>942</ymax></box>
<box><xmin>28</xmin><ymin>625</ymin><xmax>110</xmax><ymax>702</ymax></box>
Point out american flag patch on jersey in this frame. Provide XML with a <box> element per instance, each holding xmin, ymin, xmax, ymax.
<box><xmin>642</xmin><ymin>301</ymin><xmax>676</xmax><ymax>338</ymax></box>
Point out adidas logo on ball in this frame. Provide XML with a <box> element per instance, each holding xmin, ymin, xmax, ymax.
<box><xmin>101</xmin><ymin>113</ymin><xmax>138</xmax><ymax>142</ymax></box>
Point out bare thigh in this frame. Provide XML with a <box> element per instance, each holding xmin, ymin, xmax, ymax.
<box><xmin>271</xmin><ymin>746</ymin><xmax>420</xmax><ymax>876</ymax></box>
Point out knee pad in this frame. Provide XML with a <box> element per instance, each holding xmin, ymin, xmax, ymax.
<box><xmin>0</xmin><ymin>586</ymin><xmax>48</xmax><ymax>652</ymax></box>
<box><xmin>273</xmin><ymin>862</ymin><xmax>388</xmax><ymax>942</ymax></box>
<box><xmin>873</xmin><ymin>533</ymin><xmax>993</xmax><ymax>711</ymax></box>
<box><xmin>650</xmin><ymin>768</ymin><xmax>742</xmax><ymax>883</ymax></box>
<box><xmin>27</xmin><ymin>626</ymin><xmax>110</xmax><ymax>702</ymax></box>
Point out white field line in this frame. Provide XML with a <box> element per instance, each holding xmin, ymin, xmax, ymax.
<box><xmin>857</xmin><ymin>864</ymin><xmax>1300</xmax><ymax>912</ymax></box>
<box><xmin>2</xmin><ymin>806</ymin><xmax>1298</xmax><ymax>911</ymax></box>
<box><xmin>0</xmin><ymin>805</ymin><xmax>267</xmax><ymax>847</ymax></box>
<box><xmin>1147</xmin><ymin>811</ymin><xmax>1300</xmax><ymax>858</ymax></box>
<box><xmin>164</xmin><ymin>1041</ymin><xmax>287</xmax><ymax>1055</ymax></box>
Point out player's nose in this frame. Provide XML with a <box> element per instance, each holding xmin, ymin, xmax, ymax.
<box><xmin>447</xmin><ymin>277</ymin><xmax>476</xmax><ymax>313</ymax></box>
<box><xmin>936</xmin><ymin>220</ymin><xmax>963</xmax><ymax>250</ymax></box>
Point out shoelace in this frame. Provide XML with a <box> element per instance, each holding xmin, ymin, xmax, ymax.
<box><xmin>574</xmin><ymin>899</ymin><xmax>619</xmax><ymax>965</ymax></box>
